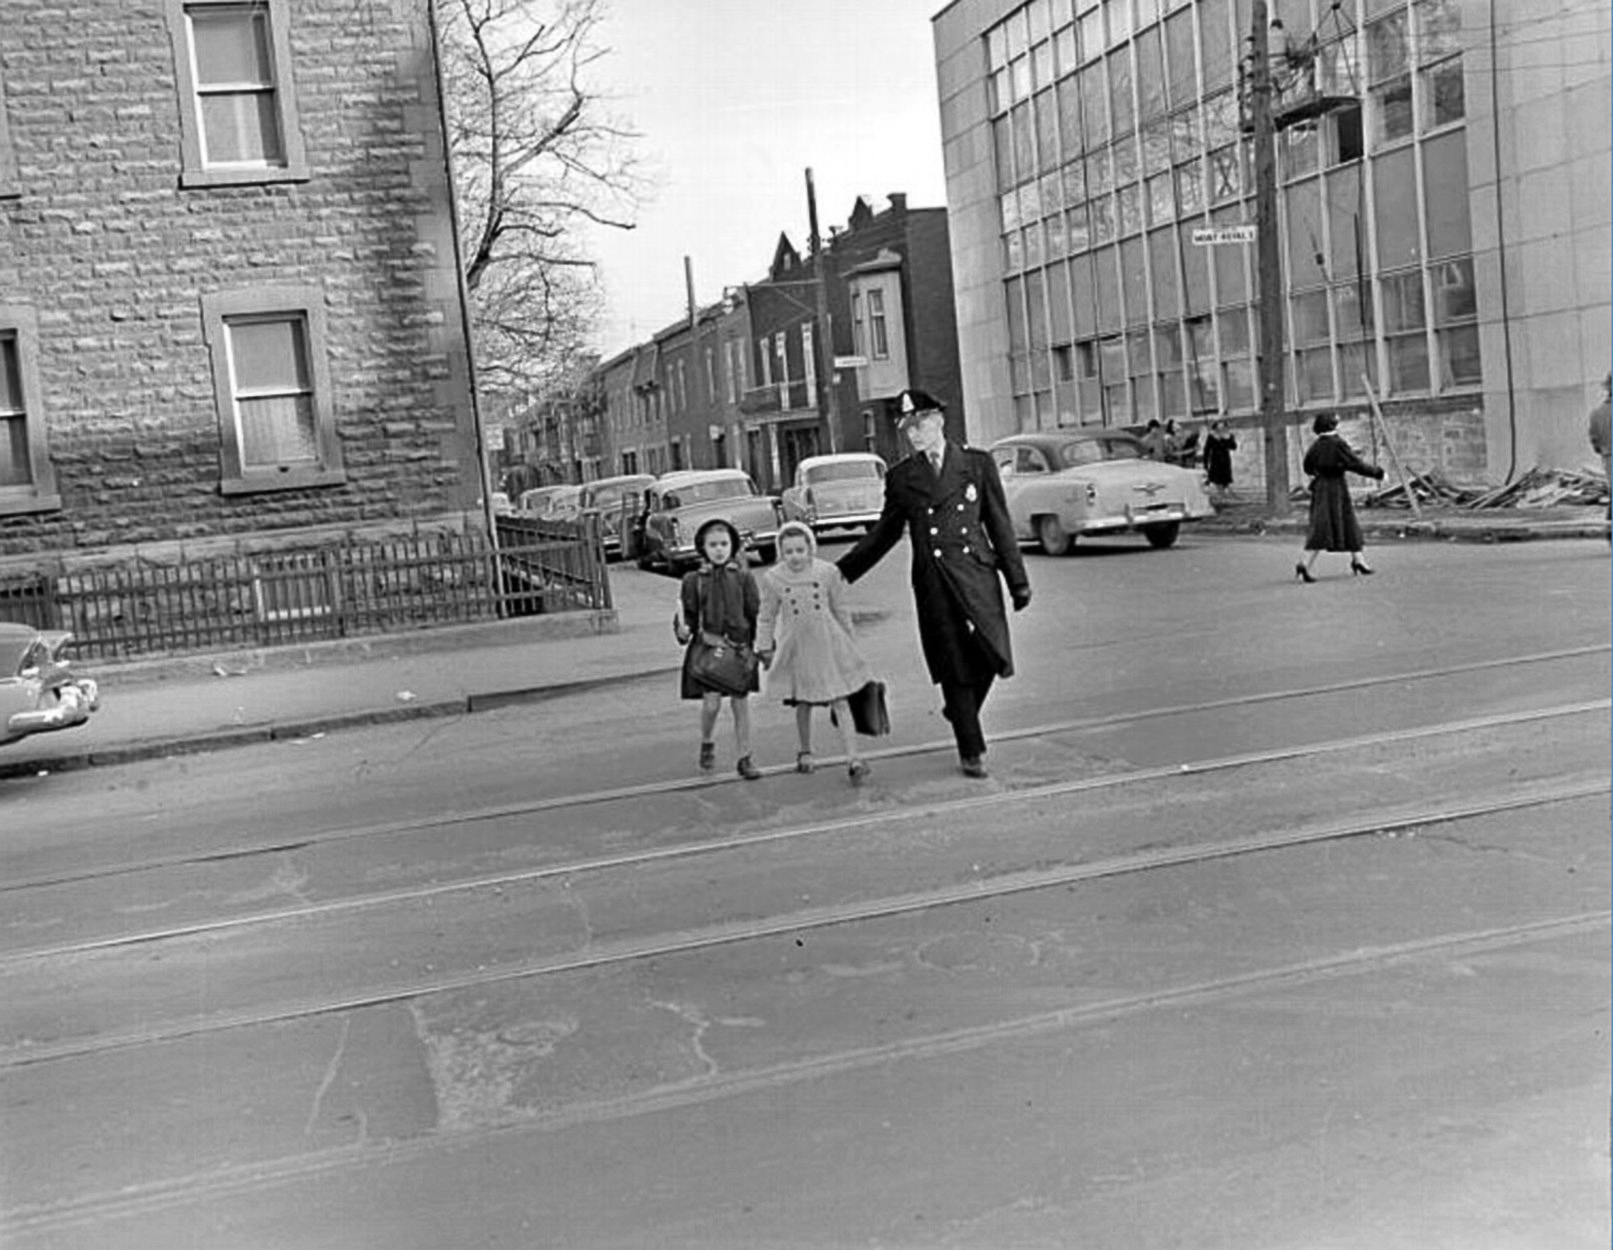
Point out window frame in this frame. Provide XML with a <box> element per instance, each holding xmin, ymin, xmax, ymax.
<box><xmin>0</xmin><ymin>306</ymin><xmax>61</xmax><ymax>515</ymax></box>
<box><xmin>0</xmin><ymin>68</ymin><xmax>18</xmax><ymax>200</ymax></box>
<box><xmin>201</xmin><ymin>286</ymin><xmax>343</xmax><ymax>495</ymax></box>
<box><xmin>166</xmin><ymin>0</ymin><xmax>309</xmax><ymax>188</ymax></box>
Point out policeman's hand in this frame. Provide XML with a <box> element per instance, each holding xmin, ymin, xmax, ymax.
<box><xmin>1011</xmin><ymin>587</ymin><xmax>1032</xmax><ymax>612</ymax></box>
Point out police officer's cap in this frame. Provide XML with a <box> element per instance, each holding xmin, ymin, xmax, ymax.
<box><xmin>894</xmin><ymin>388</ymin><xmax>945</xmax><ymax>430</ymax></box>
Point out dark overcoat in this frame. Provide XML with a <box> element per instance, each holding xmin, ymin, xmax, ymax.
<box><xmin>678</xmin><ymin>561</ymin><xmax>760</xmax><ymax>698</ymax></box>
<box><xmin>838</xmin><ymin>444</ymin><xmax>1030</xmax><ymax>686</ymax></box>
<box><xmin>1202</xmin><ymin>431</ymin><xmax>1237</xmax><ymax>488</ymax></box>
<box><xmin>1303</xmin><ymin>434</ymin><xmax>1384</xmax><ymax>552</ymax></box>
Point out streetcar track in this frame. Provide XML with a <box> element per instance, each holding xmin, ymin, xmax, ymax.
<box><xmin>2</xmin><ymin>700</ymin><xmax>1604</xmax><ymax>967</ymax></box>
<box><xmin>3</xmin><ymin>773</ymin><xmax>1603</xmax><ymax>1069</ymax></box>
<box><xmin>5</xmin><ymin>642</ymin><xmax>1605</xmax><ymax>894</ymax></box>
<box><xmin>7</xmin><ymin>908</ymin><xmax>1606</xmax><ymax>1237</ymax></box>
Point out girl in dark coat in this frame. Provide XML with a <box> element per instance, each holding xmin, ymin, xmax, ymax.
<box><xmin>1296</xmin><ymin>413</ymin><xmax>1385</xmax><ymax>582</ymax></box>
<box><xmin>674</xmin><ymin>518</ymin><xmax>762</xmax><ymax>779</ymax></box>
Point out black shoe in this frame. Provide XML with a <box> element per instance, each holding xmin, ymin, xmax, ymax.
<box><xmin>1294</xmin><ymin>562</ymin><xmax>1316</xmax><ymax>583</ymax></box>
<box><xmin>848</xmin><ymin>759</ymin><xmax>869</xmax><ymax>784</ymax></box>
<box><xmin>736</xmin><ymin>755</ymin><xmax>761</xmax><ymax>781</ymax></box>
<box><xmin>959</xmin><ymin>756</ymin><xmax>988</xmax><ymax>779</ymax></box>
<box><xmin>698</xmin><ymin>741</ymin><xmax>716</xmax><ymax>772</ymax></box>
<box><xmin>1350</xmin><ymin>559</ymin><xmax>1374</xmax><ymax>576</ymax></box>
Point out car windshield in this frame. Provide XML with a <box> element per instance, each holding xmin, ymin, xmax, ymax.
<box><xmin>0</xmin><ymin>637</ymin><xmax>35</xmax><ymax>675</ymax></box>
<box><xmin>674</xmin><ymin>477</ymin><xmax>756</xmax><ymax>504</ymax></box>
<box><xmin>806</xmin><ymin>461</ymin><xmax>883</xmax><ymax>484</ymax></box>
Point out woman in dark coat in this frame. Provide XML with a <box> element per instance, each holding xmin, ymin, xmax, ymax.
<box><xmin>1296</xmin><ymin>412</ymin><xmax>1384</xmax><ymax>582</ymax></box>
<box><xmin>1201</xmin><ymin>420</ymin><xmax>1237</xmax><ymax>496</ymax></box>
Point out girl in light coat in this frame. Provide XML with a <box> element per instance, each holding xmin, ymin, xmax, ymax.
<box><xmin>755</xmin><ymin>521</ymin><xmax>874</xmax><ymax>783</ymax></box>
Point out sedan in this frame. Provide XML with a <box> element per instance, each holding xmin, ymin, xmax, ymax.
<box><xmin>780</xmin><ymin>453</ymin><xmax>887</xmax><ymax>535</ymax></box>
<box><xmin>578</xmin><ymin>473</ymin><xmax>656</xmax><ymax>560</ymax></box>
<box><xmin>0</xmin><ymin>623</ymin><xmax>99</xmax><ymax>747</ymax></box>
<box><xmin>637</xmin><ymin>469</ymin><xmax>783</xmax><ymax>573</ymax></box>
<box><xmin>989</xmin><ymin>429</ymin><xmax>1213</xmax><ymax>554</ymax></box>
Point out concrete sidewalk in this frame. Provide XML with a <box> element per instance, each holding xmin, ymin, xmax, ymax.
<box><xmin>3</xmin><ymin>506</ymin><xmax>1604</xmax><ymax>779</ymax></box>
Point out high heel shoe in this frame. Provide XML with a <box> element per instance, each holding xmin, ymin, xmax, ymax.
<box><xmin>1294</xmin><ymin>562</ymin><xmax>1316</xmax><ymax>584</ymax></box>
<box><xmin>1350</xmin><ymin>559</ymin><xmax>1374</xmax><ymax>576</ymax></box>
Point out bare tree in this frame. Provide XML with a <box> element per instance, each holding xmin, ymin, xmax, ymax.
<box><xmin>435</xmin><ymin>0</ymin><xmax>643</xmax><ymax>399</ymax></box>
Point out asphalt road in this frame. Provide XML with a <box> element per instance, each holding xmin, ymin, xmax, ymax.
<box><xmin>3</xmin><ymin>533</ymin><xmax>1608</xmax><ymax>1249</ymax></box>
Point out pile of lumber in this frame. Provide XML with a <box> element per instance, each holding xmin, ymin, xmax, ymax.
<box><xmin>1358</xmin><ymin>470</ymin><xmax>1483</xmax><ymax>509</ymax></box>
<box><xmin>1358</xmin><ymin>466</ymin><xmax>1609</xmax><ymax>510</ymax></box>
<box><xmin>1460</xmin><ymin>467</ymin><xmax>1610</xmax><ymax>510</ymax></box>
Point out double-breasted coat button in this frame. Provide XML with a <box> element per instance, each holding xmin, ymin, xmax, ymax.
<box><xmin>933</xmin><ymin>549</ymin><xmax>942</xmax><ymax>558</ymax></box>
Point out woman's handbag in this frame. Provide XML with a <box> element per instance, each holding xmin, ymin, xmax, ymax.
<box><xmin>688</xmin><ymin>630</ymin><xmax>757</xmax><ymax>696</ymax></box>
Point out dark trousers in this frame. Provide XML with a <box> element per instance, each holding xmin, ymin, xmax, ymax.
<box><xmin>941</xmin><ymin>672</ymin><xmax>995</xmax><ymax>760</ymax></box>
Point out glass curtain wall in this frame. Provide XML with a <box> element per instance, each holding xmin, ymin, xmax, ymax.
<box><xmin>986</xmin><ymin>0</ymin><xmax>1476</xmax><ymax>430</ymax></box>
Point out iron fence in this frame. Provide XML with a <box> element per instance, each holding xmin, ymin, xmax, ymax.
<box><xmin>2</xmin><ymin>520</ymin><xmax>609</xmax><ymax>661</ymax></box>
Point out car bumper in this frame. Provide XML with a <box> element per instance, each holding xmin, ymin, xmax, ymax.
<box><xmin>5</xmin><ymin>678</ymin><xmax>99</xmax><ymax>741</ymax></box>
<box><xmin>1074</xmin><ymin>503</ymin><xmax>1210</xmax><ymax>533</ymax></box>
<box><xmin>807</xmin><ymin>509</ymin><xmax>881</xmax><ymax>531</ymax></box>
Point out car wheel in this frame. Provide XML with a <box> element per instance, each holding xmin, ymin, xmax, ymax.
<box><xmin>1143</xmin><ymin>521</ymin><xmax>1181</xmax><ymax>549</ymax></box>
<box><xmin>1036</xmin><ymin>515</ymin><xmax>1073</xmax><ymax>556</ymax></box>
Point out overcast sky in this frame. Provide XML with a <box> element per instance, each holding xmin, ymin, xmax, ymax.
<box><xmin>587</xmin><ymin>0</ymin><xmax>951</xmax><ymax>358</ymax></box>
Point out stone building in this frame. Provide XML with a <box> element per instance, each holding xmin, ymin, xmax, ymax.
<box><xmin>932</xmin><ymin>0</ymin><xmax>1611</xmax><ymax>486</ymax></box>
<box><xmin>0</xmin><ymin>0</ymin><xmax>480</xmax><ymax>564</ymax></box>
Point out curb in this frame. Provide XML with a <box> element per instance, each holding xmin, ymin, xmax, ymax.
<box><xmin>1196</xmin><ymin>517</ymin><xmax>1610</xmax><ymax>543</ymax></box>
<box><xmin>0</xmin><ymin>663</ymin><xmax>681</xmax><ymax>782</ymax></box>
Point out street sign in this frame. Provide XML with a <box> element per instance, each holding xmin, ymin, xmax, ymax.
<box><xmin>832</xmin><ymin>355</ymin><xmax>868</xmax><ymax>369</ymax></box>
<box><xmin>1192</xmin><ymin>225</ymin><xmax>1258</xmax><ymax>245</ymax></box>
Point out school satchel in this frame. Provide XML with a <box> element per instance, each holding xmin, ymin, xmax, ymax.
<box><xmin>847</xmin><ymin>680</ymin><xmax>891</xmax><ymax>736</ymax></box>
<box><xmin>689</xmin><ymin>630</ymin><xmax>757</xmax><ymax>697</ymax></box>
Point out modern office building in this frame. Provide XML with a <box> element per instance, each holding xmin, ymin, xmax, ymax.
<box><xmin>932</xmin><ymin>0</ymin><xmax>1610</xmax><ymax>484</ymax></box>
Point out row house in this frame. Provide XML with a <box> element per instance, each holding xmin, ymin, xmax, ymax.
<box><xmin>587</xmin><ymin>193</ymin><xmax>963</xmax><ymax>496</ymax></box>
<box><xmin>0</xmin><ymin>0</ymin><xmax>480</xmax><ymax>568</ymax></box>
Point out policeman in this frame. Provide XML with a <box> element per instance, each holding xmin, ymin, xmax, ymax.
<box><xmin>837</xmin><ymin>389</ymin><xmax>1031</xmax><ymax>778</ymax></box>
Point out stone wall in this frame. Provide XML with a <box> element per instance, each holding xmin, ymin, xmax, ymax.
<box><xmin>0</xmin><ymin>0</ymin><xmax>478</xmax><ymax>561</ymax></box>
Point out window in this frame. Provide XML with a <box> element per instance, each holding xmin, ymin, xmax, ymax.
<box><xmin>1415</xmin><ymin>0</ymin><xmax>1464</xmax><ymax>130</ymax></box>
<box><xmin>758</xmin><ymin>336</ymin><xmax>772</xmax><ymax>388</ymax></box>
<box><xmin>168</xmin><ymin>0</ymin><xmax>307</xmax><ymax>187</ymax></box>
<box><xmin>802</xmin><ymin>323</ymin><xmax>817</xmax><ymax>397</ymax></box>
<box><xmin>1291</xmin><ymin>288</ymin><xmax>1334</xmax><ymax>403</ymax></box>
<box><xmin>202</xmin><ymin>287</ymin><xmax>341</xmax><ymax>493</ymax></box>
<box><xmin>0</xmin><ymin>307</ymin><xmax>60</xmax><ymax>514</ymax></box>
<box><xmin>1380</xmin><ymin>269</ymin><xmax>1432</xmax><ymax>390</ymax></box>
<box><xmin>0</xmin><ymin>68</ymin><xmax>18</xmax><ymax>199</ymax></box>
<box><xmin>868</xmin><ymin>289</ymin><xmax>890</xmax><ymax>359</ymax></box>
<box><xmin>1433</xmin><ymin>256</ymin><xmax>1480</xmax><ymax>388</ymax></box>
<box><xmin>851</xmin><ymin>292</ymin><xmax>864</xmax><ymax>358</ymax></box>
<box><xmin>704</xmin><ymin>348</ymin><xmax>716</xmax><ymax>402</ymax></box>
<box><xmin>1366</xmin><ymin>11</ymin><xmax>1413</xmax><ymax>146</ymax></box>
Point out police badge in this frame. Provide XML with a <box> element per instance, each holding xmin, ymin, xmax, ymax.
<box><xmin>965</xmin><ymin>483</ymin><xmax>978</xmax><ymax>502</ymax></box>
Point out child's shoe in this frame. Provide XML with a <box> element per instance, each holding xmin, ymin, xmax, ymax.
<box><xmin>736</xmin><ymin>755</ymin><xmax>761</xmax><ymax>781</ymax></box>
<box><xmin>698</xmin><ymin>741</ymin><xmax>716</xmax><ymax>773</ymax></box>
<box><xmin>795</xmin><ymin>750</ymin><xmax>815</xmax><ymax>774</ymax></box>
<box><xmin>848</xmin><ymin>759</ymin><xmax>869</xmax><ymax>785</ymax></box>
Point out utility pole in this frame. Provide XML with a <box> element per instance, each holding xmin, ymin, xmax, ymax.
<box><xmin>1251</xmin><ymin>1</ymin><xmax>1291</xmax><ymax>512</ymax></box>
<box><xmin>805</xmin><ymin>167</ymin><xmax>841</xmax><ymax>455</ymax></box>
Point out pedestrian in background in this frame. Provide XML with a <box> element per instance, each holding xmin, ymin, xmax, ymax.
<box><xmin>1588</xmin><ymin>370</ymin><xmax>1611</xmax><ymax>527</ymax></box>
<box><xmin>674</xmin><ymin>518</ymin><xmax>762</xmax><ymax>779</ymax></box>
<box><xmin>755</xmin><ymin>521</ymin><xmax>873</xmax><ymax>784</ymax></box>
<box><xmin>1296</xmin><ymin>413</ymin><xmax>1385</xmax><ymax>583</ymax></box>
<box><xmin>1202</xmin><ymin>419</ymin><xmax>1238</xmax><ymax>499</ymax></box>
<box><xmin>837</xmin><ymin>389</ymin><xmax>1031</xmax><ymax>779</ymax></box>
<box><xmin>1140</xmin><ymin>418</ymin><xmax>1167</xmax><ymax>460</ymax></box>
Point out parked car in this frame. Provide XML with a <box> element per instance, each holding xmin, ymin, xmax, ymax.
<box><xmin>989</xmin><ymin>429</ymin><xmax>1213</xmax><ymax>554</ymax></box>
<box><xmin>780</xmin><ymin>453</ymin><xmax>887</xmax><ymax>535</ymax></box>
<box><xmin>517</xmin><ymin>485</ymin><xmax>571</xmax><ymax>517</ymax></box>
<box><xmin>578</xmin><ymin>473</ymin><xmax>656</xmax><ymax>560</ymax></box>
<box><xmin>0</xmin><ymin>623</ymin><xmax>100</xmax><ymax>747</ymax></box>
<box><xmin>636</xmin><ymin>469</ymin><xmax>784</xmax><ymax>573</ymax></box>
<box><xmin>488</xmin><ymin>491</ymin><xmax>515</xmax><ymax>516</ymax></box>
<box><xmin>544</xmin><ymin>485</ymin><xmax>583</xmax><ymax>522</ymax></box>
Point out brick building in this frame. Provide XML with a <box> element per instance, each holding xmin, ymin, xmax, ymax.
<box><xmin>0</xmin><ymin>0</ymin><xmax>480</xmax><ymax>566</ymax></box>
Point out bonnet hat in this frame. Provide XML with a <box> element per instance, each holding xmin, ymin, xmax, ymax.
<box><xmin>693</xmin><ymin>517</ymin><xmax>744</xmax><ymax>562</ymax></box>
<box><xmin>774</xmin><ymin>519</ymin><xmax>817</xmax><ymax>558</ymax></box>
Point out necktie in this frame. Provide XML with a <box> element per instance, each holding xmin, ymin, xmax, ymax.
<box><xmin>929</xmin><ymin>450</ymin><xmax>943</xmax><ymax>474</ymax></box>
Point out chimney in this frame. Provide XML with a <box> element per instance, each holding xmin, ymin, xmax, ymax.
<box><xmin>888</xmin><ymin>192</ymin><xmax>908</xmax><ymax>214</ymax></box>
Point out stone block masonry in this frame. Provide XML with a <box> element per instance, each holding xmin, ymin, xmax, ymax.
<box><xmin>0</xmin><ymin>0</ymin><xmax>479</xmax><ymax>564</ymax></box>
